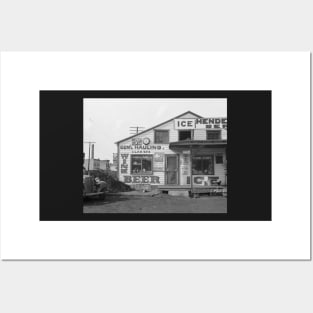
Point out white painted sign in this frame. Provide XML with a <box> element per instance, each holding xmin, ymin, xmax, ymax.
<box><xmin>174</xmin><ymin>118</ymin><xmax>227</xmax><ymax>130</ymax></box>
<box><xmin>174</xmin><ymin>119</ymin><xmax>196</xmax><ymax>129</ymax></box>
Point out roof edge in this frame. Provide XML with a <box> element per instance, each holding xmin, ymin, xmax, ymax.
<box><xmin>115</xmin><ymin>111</ymin><xmax>203</xmax><ymax>144</ymax></box>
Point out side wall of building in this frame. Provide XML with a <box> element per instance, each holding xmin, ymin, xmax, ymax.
<box><xmin>118</xmin><ymin>119</ymin><xmax>176</xmax><ymax>189</ymax></box>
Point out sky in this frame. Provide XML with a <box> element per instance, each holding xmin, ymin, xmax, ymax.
<box><xmin>84</xmin><ymin>98</ymin><xmax>227</xmax><ymax>161</ymax></box>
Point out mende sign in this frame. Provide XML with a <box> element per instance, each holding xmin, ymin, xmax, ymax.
<box><xmin>174</xmin><ymin>118</ymin><xmax>227</xmax><ymax>130</ymax></box>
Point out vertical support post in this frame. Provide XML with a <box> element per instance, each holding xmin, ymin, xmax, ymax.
<box><xmin>190</xmin><ymin>145</ymin><xmax>193</xmax><ymax>194</ymax></box>
<box><xmin>87</xmin><ymin>143</ymin><xmax>91</xmax><ymax>175</ymax></box>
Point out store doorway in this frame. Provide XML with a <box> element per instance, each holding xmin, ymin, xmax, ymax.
<box><xmin>165</xmin><ymin>155</ymin><xmax>179</xmax><ymax>185</ymax></box>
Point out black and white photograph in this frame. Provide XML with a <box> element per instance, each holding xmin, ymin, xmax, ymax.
<box><xmin>83</xmin><ymin>98</ymin><xmax>227</xmax><ymax>214</ymax></box>
<box><xmin>1</xmin><ymin>0</ymin><xmax>312</xmax><ymax>311</ymax></box>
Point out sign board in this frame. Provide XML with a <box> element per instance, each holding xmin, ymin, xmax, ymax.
<box><xmin>174</xmin><ymin>119</ymin><xmax>195</xmax><ymax>129</ymax></box>
<box><xmin>131</xmin><ymin>137</ymin><xmax>151</xmax><ymax>145</ymax></box>
<box><xmin>153</xmin><ymin>153</ymin><xmax>165</xmax><ymax>171</ymax></box>
<box><xmin>120</xmin><ymin>144</ymin><xmax>163</xmax><ymax>154</ymax></box>
<box><xmin>174</xmin><ymin>118</ymin><xmax>227</xmax><ymax>130</ymax></box>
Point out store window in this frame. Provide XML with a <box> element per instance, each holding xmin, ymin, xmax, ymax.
<box><xmin>131</xmin><ymin>155</ymin><xmax>153</xmax><ymax>174</ymax></box>
<box><xmin>155</xmin><ymin>130</ymin><xmax>169</xmax><ymax>144</ymax></box>
<box><xmin>192</xmin><ymin>155</ymin><xmax>214</xmax><ymax>175</ymax></box>
<box><xmin>207</xmin><ymin>130</ymin><xmax>221</xmax><ymax>140</ymax></box>
<box><xmin>179</xmin><ymin>130</ymin><xmax>192</xmax><ymax>141</ymax></box>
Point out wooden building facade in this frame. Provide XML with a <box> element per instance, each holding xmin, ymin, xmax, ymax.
<box><xmin>115</xmin><ymin>111</ymin><xmax>227</xmax><ymax>193</ymax></box>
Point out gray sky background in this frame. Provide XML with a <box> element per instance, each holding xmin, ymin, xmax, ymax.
<box><xmin>84</xmin><ymin>98</ymin><xmax>227</xmax><ymax>161</ymax></box>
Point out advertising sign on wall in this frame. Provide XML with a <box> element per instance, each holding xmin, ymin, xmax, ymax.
<box><xmin>153</xmin><ymin>153</ymin><xmax>165</xmax><ymax>171</ymax></box>
<box><xmin>174</xmin><ymin>118</ymin><xmax>227</xmax><ymax>130</ymax></box>
<box><xmin>193</xmin><ymin>175</ymin><xmax>212</xmax><ymax>186</ymax></box>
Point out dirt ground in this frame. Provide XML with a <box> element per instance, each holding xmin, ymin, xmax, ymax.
<box><xmin>83</xmin><ymin>193</ymin><xmax>227</xmax><ymax>214</ymax></box>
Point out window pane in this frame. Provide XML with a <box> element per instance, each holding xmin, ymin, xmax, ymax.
<box><xmin>216</xmin><ymin>154</ymin><xmax>223</xmax><ymax>164</ymax></box>
<box><xmin>202</xmin><ymin>156</ymin><xmax>214</xmax><ymax>175</ymax></box>
<box><xmin>192</xmin><ymin>155</ymin><xmax>214</xmax><ymax>175</ymax></box>
<box><xmin>179</xmin><ymin>130</ymin><xmax>192</xmax><ymax>141</ymax></box>
<box><xmin>207</xmin><ymin>130</ymin><xmax>221</xmax><ymax>140</ymax></box>
<box><xmin>142</xmin><ymin>157</ymin><xmax>152</xmax><ymax>172</ymax></box>
<box><xmin>131</xmin><ymin>156</ymin><xmax>142</xmax><ymax>173</ymax></box>
<box><xmin>131</xmin><ymin>155</ymin><xmax>152</xmax><ymax>173</ymax></box>
<box><xmin>155</xmin><ymin>130</ymin><xmax>169</xmax><ymax>143</ymax></box>
<box><xmin>167</xmin><ymin>156</ymin><xmax>177</xmax><ymax>170</ymax></box>
<box><xmin>167</xmin><ymin>172</ymin><xmax>177</xmax><ymax>184</ymax></box>
<box><xmin>192</xmin><ymin>156</ymin><xmax>202</xmax><ymax>174</ymax></box>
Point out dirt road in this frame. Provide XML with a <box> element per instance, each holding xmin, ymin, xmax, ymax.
<box><xmin>84</xmin><ymin>194</ymin><xmax>227</xmax><ymax>214</ymax></box>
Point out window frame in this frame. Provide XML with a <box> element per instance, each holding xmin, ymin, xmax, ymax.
<box><xmin>154</xmin><ymin>129</ymin><xmax>169</xmax><ymax>144</ymax></box>
<box><xmin>215</xmin><ymin>153</ymin><xmax>224</xmax><ymax>164</ymax></box>
<box><xmin>178</xmin><ymin>129</ymin><xmax>193</xmax><ymax>141</ymax></box>
<box><xmin>192</xmin><ymin>155</ymin><xmax>215</xmax><ymax>175</ymax></box>
<box><xmin>130</xmin><ymin>154</ymin><xmax>153</xmax><ymax>175</ymax></box>
<box><xmin>206</xmin><ymin>130</ymin><xmax>221</xmax><ymax>140</ymax></box>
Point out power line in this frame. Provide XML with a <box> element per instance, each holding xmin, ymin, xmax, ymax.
<box><xmin>84</xmin><ymin>141</ymin><xmax>96</xmax><ymax>174</ymax></box>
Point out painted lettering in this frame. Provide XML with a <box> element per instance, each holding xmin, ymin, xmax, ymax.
<box><xmin>194</xmin><ymin>177</ymin><xmax>204</xmax><ymax>184</ymax></box>
<box><xmin>142</xmin><ymin>176</ymin><xmax>149</xmax><ymax>183</ymax></box>
<box><xmin>150</xmin><ymin>176</ymin><xmax>160</xmax><ymax>184</ymax></box>
<box><xmin>123</xmin><ymin>175</ymin><xmax>160</xmax><ymax>184</ymax></box>
<box><xmin>124</xmin><ymin>176</ymin><xmax>132</xmax><ymax>183</ymax></box>
<box><xmin>120</xmin><ymin>153</ymin><xmax>129</xmax><ymax>174</ymax></box>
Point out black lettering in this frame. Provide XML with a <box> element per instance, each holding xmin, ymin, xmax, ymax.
<box><xmin>150</xmin><ymin>176</ymin><xmax>160</xmax><ymax>184</ymax></box>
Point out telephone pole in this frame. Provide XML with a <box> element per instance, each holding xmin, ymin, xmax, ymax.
<box><xmin>84</xmin><ymin>141</ymin><xmax>96</xmax><ymax>174</ymax></box>
<box><xmin>129</xmin><ymin>126</ymin><xmax>145</xmax><ymax>135</ymax></box>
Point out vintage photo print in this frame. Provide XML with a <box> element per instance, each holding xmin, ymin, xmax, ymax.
<box><xmin>2</xmin><ymin>52</ymin><xmax>309</xmax><ymax>260</ymax></box>
<box><xmin>83</xmin><ymin>98</ymin><xmax>227</xmax><ymax>214</ymax></box>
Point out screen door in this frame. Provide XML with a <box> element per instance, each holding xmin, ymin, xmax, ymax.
<box><xmin>165</xmin><ymin>155</ymin><xmax>178</xmax><ymax>184</ymax></box>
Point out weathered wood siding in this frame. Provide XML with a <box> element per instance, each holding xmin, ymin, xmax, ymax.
<box><xmin>117</xmin><ymin>112</ymin><xmax>227</xmax><ymax>188</ymax></box>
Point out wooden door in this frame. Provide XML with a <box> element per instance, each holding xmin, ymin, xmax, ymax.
<box><xmin>165</xmin><ymin>155</ymin><xmax>178</xmax><ymax>185</ymax></box>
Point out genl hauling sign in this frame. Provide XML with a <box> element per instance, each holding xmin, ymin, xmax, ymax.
<box><xmin>174</xmin><ymin>118</ymin><xmax>227</xmax><ymax>130</ymax></box>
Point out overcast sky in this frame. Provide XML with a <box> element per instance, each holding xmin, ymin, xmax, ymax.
<box><xmin>84</xmin><ymin>98</ymin><xmax>227</xmax><ymax>161</ymax></box>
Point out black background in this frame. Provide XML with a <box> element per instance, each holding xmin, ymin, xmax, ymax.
<box><xmin>40</xmin><ymin>91</ymin><xmax>271</xmax><ymax>221</ymax></box>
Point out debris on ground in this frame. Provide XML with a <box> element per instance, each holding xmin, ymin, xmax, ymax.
<box><xmin>87</xmin><ymin>170</ymin><xmax>132</xmax><ymax>192</ymax></box>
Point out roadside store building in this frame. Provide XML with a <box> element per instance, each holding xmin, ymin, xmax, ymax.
<box><xmin>115</xmin><ymin>111</ymin><xmax>227</xmax><ymax>193</ymax></box>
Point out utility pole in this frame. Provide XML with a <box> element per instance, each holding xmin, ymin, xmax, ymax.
<box><xmin>129</xmin><ymin>126</ymin><xmax>145</xmax><ymax>135</ymax></box>
<box><xmin>84</xmin><ymin>141</ymin><xmax>96</xmax><ymax>175</ymax></box>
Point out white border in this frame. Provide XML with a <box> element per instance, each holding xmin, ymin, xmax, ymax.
<box><xmin>0</xmin><ymin>52</ymin><xmax>310</xmax><ymax>260</ymax></box>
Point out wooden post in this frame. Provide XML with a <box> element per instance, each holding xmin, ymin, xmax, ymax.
<box><xmin>87</xmin><ymin>143</ymin><xmax>91</xmax><ymax>174</ymax></box>
<box><xmin>190</xmin><ymin>145</ymin><xmax>193</xmax><ymax>194</ymax></box>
